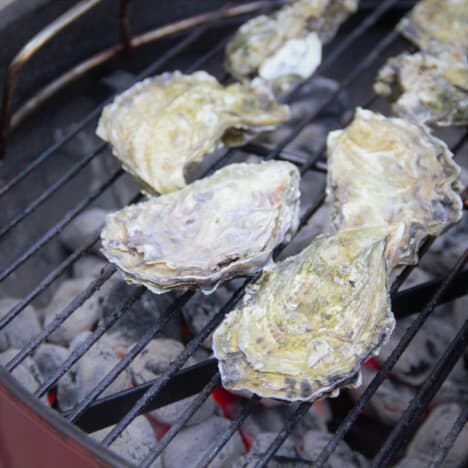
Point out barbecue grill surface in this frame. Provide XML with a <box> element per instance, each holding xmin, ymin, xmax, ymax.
<box><xmin>0</xmin><ymin>1</ymin><xmax>467</xmax><ymax>467</ymax></box>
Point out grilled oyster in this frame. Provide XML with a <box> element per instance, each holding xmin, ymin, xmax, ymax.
<box><xmin>397</xmin><ymin>0</ymin><xmax>468</xmax><ymax>55</ymax></box>
<box><xmin>101</xmin><ymin>161</ymin><xmax>300</xmax><ymax>294</ymax></box>
<box><xmin>96</xmin><ymin>71</ymin><xmax>289</xmax><ymax>194</ymax></box>
<box><xmin>213</xmin><ymin>227</ymin><xmax>395</xmax><ymax>401</ymax></box>
<box><xmin>374</xmin><ymin>50</ymin><xmax>468</xmax><ymax>127</ymax></box>
<box><xmin>225</xmin><ymin>0</ymin><xmax>358</xmax><ymax>85</ymax></box>
<box><xmin>326</xmin><ymin>108</ymin><xmax>462</xmax><ymax>267</ymax></box>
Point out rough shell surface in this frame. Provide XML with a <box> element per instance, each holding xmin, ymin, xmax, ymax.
<box><xmin>326</xmin><ymin>108</ymin><xmax>462</xmax><ymax>267</ymax></box>
<box><xmin>101</xmin><ymin>161</ymin><xmax>300</xmax><ymax>294</ymax></box>
<box><xmin>397</xmin><ymin>0</ymin><xmax>468</xmax><ymax>55</ymax></box>
<box><xmin>374</xmin><ymin>51</ymin><xmax>468</xmax><ymax>127</ymax></box>
<box><xmin>224</xmin><ymin>0</ymin><xmax>357</xmax><ymax>82</ymax></box>
<box><xmin>96</xmin><ymin>71</ymin><xmax>289</xmax><ymax>194</ymax></box>
<box><xmin>213</xmin><ymin>227</ymin><xmax>395</xmax><ymax>402</ymax></box>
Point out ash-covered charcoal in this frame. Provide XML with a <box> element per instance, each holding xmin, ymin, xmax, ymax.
<box><xmin>300</xmin><ymin>430</ymin><xmax>369</xmax><ymax>467</ymax></box>
<box><xmin>101</xmin><ymin>161</ymin><xmax>300</xmax><ymax>295</ymax></box>
<box><xmin>33</xmin><ymin>343</ymin><xmax>69</xmax><ymax>381</ymax></box>
<box><xmin>214</xmin><ymin>227</ymin><xmax>395</xmax><ymax>402</ymax></box>
<box><xmin>376</xmin><ymin>316</ymin><xmax>455</xmax><ymax>387</ymax></box>
<box><xmin>326</xmin><ymin>108</ymin><xmax>462</xmax><ymax>268</ymax></box>
<box><xmin>59</xmin><ymin>207</ymin><xmax>109</xmax><ymax>255</ymax></box>
<box><xmin>162</xmin><ymin>416</ymin><xmax>245</xmax><ymax>468</ymax></box>
<box><xmin>348</xmin><ymin>367</ymin><xmax>415</xmax><ymax>426</ymax></box>
<box><xmin>397</xmin><ymin>0</ymin><xmax>468</xmax><ymax>56</ymax></box>
<box><xmin>0</xmin><ymin>298</ymin><xmax>41</xmax><ymax>350</ymax></box>
<box><xmin>374</xmin><ymin>51</ymin><xmax>468</xmax><ymax>127</ymax></box>
<box><xmin>0</xmin><ymin>349</ymin><xmax>44</xmax><ymax>394</ymax></box>
<box><xmin>96</xmin><ymin>71</ymin><xmax>289</xmax><ymax>195</ymax></box>
<box><xmin>234</xmin><ymin>432</ymin><xmax>299</xmax><ymax>468</ymax></box>
<box><xmin>92</xmin><ymin>416</ymin><xmax>162</xmax><ymax>468</ymax></box>
<box><xmin>44</xmin><ymin>277</ymin><xmax>118</xmax><ymax>346</ymax></box>
<box><xmin>130</xmin><ymin>338</ymin><xmax>216</xmax><ymax>426</ymax></box>
<box><xmin>403</xmin><ymin>403</ymin><xmax>468</xmax><ymax>467</ymax></box>
<box><xmin>225</xmin><ymin>0</ymin><xmax>358</xmax><ymax>89</ymax></box>
<box><xmin>57</xmin><ymin>332</ymin><xmax>131</xmax><ymax>411</ymax></box>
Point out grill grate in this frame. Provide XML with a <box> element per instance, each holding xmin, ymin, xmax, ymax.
<box><xmin>0</xmin><ymin>1</ymin><xmax>467</xmax><ymax>467</ymax></box>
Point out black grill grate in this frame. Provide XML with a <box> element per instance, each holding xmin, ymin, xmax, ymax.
<box><xmin>0</xmin><ymin>1</ymin><xmax>467</xmax><ymax>467</ymax></box>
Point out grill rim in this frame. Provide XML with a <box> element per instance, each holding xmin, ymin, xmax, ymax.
<box><xmin>0</xmin><ymin>0</ymin><xmax>467</xmax><ymax>467</ymax></box>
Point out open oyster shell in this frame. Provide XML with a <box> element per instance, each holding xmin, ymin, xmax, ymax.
<box><xmin>397</xmin><ymin>0</ymin><xmax>468</xmax><ymax>55</ymax></box>
<box><xmin>101</xmin><ymin>161</ymin><xmax>300</xmax><ymax>294</ymax></box>
<box><xmin>96</xmin><ymin>71</ymin><xmax>289</xmax><ymax>194</ymax></box>
<box><xmin>326</xmin><ymin>108</ymin><xmax>462</xmax><ymax>267</ymax></box>
<box><xmin>374</xmin><ymin>50</ymin><xmax>468</xmax><ymax>127</ymax></box>
<box><xmin>224</xmin><ymin>0</ymin><xmax>358</xmax><ymax>85</ymax></box>
<box><xmin>213</xmin><ymin>227</ymin><xmax>395</xmax><ymax>402</ymax></box>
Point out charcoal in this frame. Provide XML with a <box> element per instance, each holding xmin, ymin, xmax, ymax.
<box><xmin>59</xmin><ymin>207</ymin><xmax>108</xmax><ymax>255</ymax></box>
<box><xmin>398</xmin><ymin>267</ymin><xmax>433</xmax><ymax>289</ymax></box>
<box><xmin>349</xmin><ymin>368</ymin><xmax>415</xmax><ymax>426</ymax></box>
<box><xmin>130</xmin><ymin>338</ymin><xmax>215</xmax><ymax>425</ymax></box>
<box><xmin>101</xmin><ymin>283</ymin><xmax>181</xmax><ymax>348</ymax></box>
<box><xmin>44</xmin><ymin>277</ymin><xmax>117</xmax><ymax>346</ymax></box>
<box><xmin>34</xmin><ymin>343</ymin><xmax>69</xmax><ymax>381</ymax></box>
<box><xmin>57</xmin><ymin>332</ymin><xmax>131</xmax><ymax>411</ymax></box>
<box><xmin>301</xmin><ymin>430</ymin><xmax>369</xmax><ymax>467</ymax></box>
<box><xmin>406</xmin><ymin>403</ymin><xmax>468</xmax><ymax>467</ymax></box>
<box><xmin>0</xmin><ymin>298</ymin><xmax>41</xmax><ymax>349</ymax></box>
<box><xmin>72</xmin><ymin>255</ymin><xmax>106</xmax><ymax>278</ymax></box>
<box><xmin>234</xmin><ymin>432</ymin><xmax>299</xmax><ymax>468</ymax></box>
<box><xmin>0</xmin><ymin>348</ymin><xmax>43</xmax><ymax>394</ymax></box>
<box><xmin>92</xmin><ymin>415</ymin><xmax>162</xmax><ymax>467</ymax></box>
<box><xmin>241</xmin><ymin>406</ymin><xmax>289</xmax><ymax>443</ymax></box>
<box><xmin>162</xmin><ymin>416</ymin><xmax>245</xmax><ymax>468</ymax></box>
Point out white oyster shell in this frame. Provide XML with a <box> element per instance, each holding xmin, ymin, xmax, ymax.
<box><xmin>213</xmin><ymin>227</ymin><xmax>395</xmax><ymax>402</ymax></box>
<box><xmin>326</xmin><ymin>108</ymin><xmax>462</xmax><ymax>267</ymax></box>
<box><xmin>397</xmin><ymin>0</ymin><xmax>468</xmax><ymax>55</ymax></box>
<box><xmin>96</xmin><ymin>71</ymin><xmax>289</xmax><ymax>194</ymax></box>
<box><xmin>224</xmin><ymin>0</ymin><xmax>357</xmax><ymax>84</ymax></box>
<box><xmin>101</xmin><ymin>161</ymin><xmax>300</xmax><ymax>294</ymax></box>
<box><xmin>374</xmin><ymin>50</ymin><xmax>468</xmax><ymax>127</ymax></box>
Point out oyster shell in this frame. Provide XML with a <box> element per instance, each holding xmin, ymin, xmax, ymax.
<box><xmin>96</xmin><ymin>71</ymin><xmax>289</xmax><ymax>194</ymax></box>
<box><xmin>101</xmin><ymin>161</ymin><xmax>300</xmax><ymax>294</ymax></box>
<box><xmin>374</xmin><ymin>50</ymin><xmax>468</xmax><ymax>127</ymax></box>
<box><xmin>213</xmin><ymin>227</ymin><xmax>395</xmax><ymax>401</ymax></box>
<box><xmin>224</xmin><ymin>0</ymin><xmax>358</xmax><ymax>84</ymax></box>
<box><xmin>326</xmin><ymin>108</ymin><xmax>462</xmax><ymax>267</ymax></box>
<box><xmin>397</xmin><ymin>0</ymin><xmax>468</xmax><ymax>55</ymax></box>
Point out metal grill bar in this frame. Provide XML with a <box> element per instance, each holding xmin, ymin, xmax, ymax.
<box><xmin>371</xmin><ymin>317</ymin><xmax>468</xmax><ymax>467</ymax></box>
<box><xmin>431</xmin><ymin>405</ymin><xmax>468</xmax><ymax>468</ymax></box>
<box><xmin>313</xmin><ymin>249</ymin><xmax>468</xmax><ymax>467</ymax></box>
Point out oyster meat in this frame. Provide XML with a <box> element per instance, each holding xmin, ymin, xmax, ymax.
<box><xmin>213</xmin><ymin>227</ymin><xmax>395</xmax><ymax>401</ymax></box>
<box><xmin>96</xmin><ymin>71</ymin><xmax>289</xmax><ymax>194</ymax></box>
<box><xmin>397</xmin><ymin>0</ymin><xmax>468</xmax><ymax>55</ymax></box>
<box><xmin>101</xmin><ymin>161</ymin><xmax>300</xmax><ymax>294</ymax></box>
<box><xmin>326</xmin><ymin>108</ymin><xmax>462</xmax><ymax>267</ymax></box>
<box><xmin>374</xmin><ymin>50</ymin><xmax>468</xmax><ymax>127</ymax></box>
<box><xmin>224</xmin><ymin>0</ymin><xmax>358</xmax><ymax>85</ymax></box>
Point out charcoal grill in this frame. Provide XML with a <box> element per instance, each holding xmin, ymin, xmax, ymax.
<box><xmin>0</xmin><ymin>0</ymin><xmax>467</xmax><ymax>467</ymax></box>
